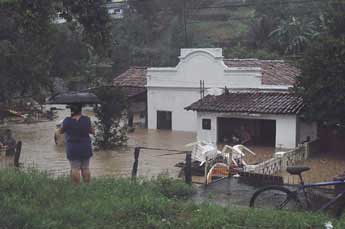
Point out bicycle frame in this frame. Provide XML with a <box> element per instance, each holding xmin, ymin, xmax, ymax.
<box><xmin>297</xmin><ymin>180</ymin><xmax>345</xmax><ymax>212</ymax></box>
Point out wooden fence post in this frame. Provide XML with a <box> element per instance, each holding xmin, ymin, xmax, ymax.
<box><xmin>14</xmin><ymin>141</ymin><xmax>22</xmax><ymax>168</ymax></box>
<box><xmin>204</xmin><ymin>156</ymin><xmax>208</xmax><ymax>186</ymax></box>
<box><xmin>304</xmin><ymin>142</ymin><xmax>309</xmax><ymax>160</ymax></box>
<box><xmin>184</xmin><ymin>151</ymin><xmax>192</xmax><ymax>185</ymax></box>
<box><xmin>131</xmin><ymin>147</ymin><xmax>140</xmax><ymax>180</ymax></box>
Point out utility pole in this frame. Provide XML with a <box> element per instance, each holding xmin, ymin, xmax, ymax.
<box><xmin>183</xmin><ymin>0</ymin><xmax>188</xmax><ymax>47</ymax></box>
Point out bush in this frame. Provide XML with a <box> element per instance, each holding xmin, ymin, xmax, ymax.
<box><xmin>148</xmin><ymin>174</ymin><xmax>195</xmax><ymax>199</ymax></box>
<box><xmin>93</xmin><ymin>87</ymin><xmax>128</xmax><ymax>149</ymax></box>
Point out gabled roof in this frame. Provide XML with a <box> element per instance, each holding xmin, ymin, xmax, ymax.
<box><xmin>223</xmin><ymin>59</ymin><xmax>299</xmax><ymax>86</ymax></box>
<box><xmin>185</xmin><ymin>91</ymin><xmax>304</xmax><ymax>115</ymax></box>
<box><xmin>113</xmin><ymin>66</ymin><xmax>147</xmax><ymax>87</ymax></box>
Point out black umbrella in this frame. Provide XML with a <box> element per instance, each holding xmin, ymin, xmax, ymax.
<box><xmin>46</xmin><ymin>92</ymin><xmax>100</xmax><ymax>104</ymax></box>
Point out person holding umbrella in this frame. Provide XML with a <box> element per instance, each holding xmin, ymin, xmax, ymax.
<box><xmin>60</xmin><ymin>104</ymin><xmax>94</xmax><ymax>184</ymax></box>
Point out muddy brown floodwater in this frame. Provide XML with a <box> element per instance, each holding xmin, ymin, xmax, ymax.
<box><xmin>2</xmin><ymin>105</ymin><xmax>195</xmax><ymax>178</ymax></box>
<box><xmin>2</xmin><ymin>105</ymin><xmax>344</xmax><ymax>184</ymax></box>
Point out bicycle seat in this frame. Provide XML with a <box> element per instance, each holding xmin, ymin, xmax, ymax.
<box><xmin>286</xmin><ymin>166</ymin><xmax>310</xmax><ymax>175</ymax></box>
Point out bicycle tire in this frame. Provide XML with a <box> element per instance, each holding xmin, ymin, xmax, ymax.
<box><xmin>334</xmin><ymin>197</ymin><xmax>345</xmax><ymax>219</ymax></box>
<box><xmin>250</xmin><ymin>186</ymin><xmax>303</xmax><ymax>211</ymax></box>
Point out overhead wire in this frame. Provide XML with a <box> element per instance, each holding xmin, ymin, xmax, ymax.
<box><xmin>124</xmin><ymin>0</ymin><xmax>331</xmax><ymax>11</ymax></box>
<box><xmin>123</xmin><ymin>0</ymin><xmax>330</xmax><ymax>23</ymax></box>
<box><xmin>186</xmin><ymin>0</ymin><xmax>329</xmax><ymax>10</ymax></box>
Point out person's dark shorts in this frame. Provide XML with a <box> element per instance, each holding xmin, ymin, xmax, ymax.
<box><xmin>69</xmin><ymin>158</ymin><xmax>90</xmax><ymax>169</ymax></box>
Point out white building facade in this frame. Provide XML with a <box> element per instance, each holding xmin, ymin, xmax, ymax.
<box><xmin>146</xmin><ymin>48</ymin><xmax>316</xmax><ymax>149</ymax></box>
<box><xmin>194</xmin><ymin>112</ymin><xmax>317</xmax><ymax>149</ymax></box>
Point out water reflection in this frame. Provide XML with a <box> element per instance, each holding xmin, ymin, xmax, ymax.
<box><xmin>4</xmin><ymin>105</ymin><xmax>196</xmax><ymax>178</ymax></box>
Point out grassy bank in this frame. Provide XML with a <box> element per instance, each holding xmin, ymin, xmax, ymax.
<box><xmin>0</xmin><ymin>169</ymin><xmax>343</xmax><ymax>229</ymax></box>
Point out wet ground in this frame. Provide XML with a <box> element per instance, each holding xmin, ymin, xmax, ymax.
<box><xmin>0</xmin><ymin>106</ymin><xmax>195</xmax><ymax>178</ymax></box>
<box><xmin>277</xmin><ymin>153</ymin><xmax>345</xmax><ymax>184</ymax></box>
<box><xmin>193</xmin><ymin>177</ymin><xmax>257</xmax><ymax>207</ymax></box>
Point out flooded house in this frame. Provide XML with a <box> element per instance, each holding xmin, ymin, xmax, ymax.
<box><xmin>113</xmin><ymin>67</ymin><xmax>147</xmax><ymax>128</ymax></box>
<box><xmin>114</xmin><ymin>48</ymin><xmax>317</xmax><ymax>149</ymax></box>
<box><xmin>147</xmin><ymin>48</ymin><xmax>317</xmax><ymax>149</ymax></box>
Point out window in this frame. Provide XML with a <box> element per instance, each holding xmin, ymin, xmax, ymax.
<box><xmin>202</xmin><ymin>119</ymin><xmax>211</xmax><ymax>130</ymax></box>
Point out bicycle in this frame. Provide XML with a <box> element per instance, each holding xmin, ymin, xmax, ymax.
<box><xmin>249</xmin><ymin>166</ymin><xmax>345</xmax><ymax>218</ymax></box>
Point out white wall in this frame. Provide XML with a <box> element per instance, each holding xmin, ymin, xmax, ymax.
<box><xmin>196</xmin><ymin>112</ymin><xmax>218</xmax><ymax>144</ymax></box>
<box><xmin>196</xmin><ymin>112</ymin><xmax>298</xmax><ymax>149</ymax></box>
<box><xmin>147</xmin><ymin>49</ymin><xmax>263</xmax><ymax>89</ymax></box>
<box><xmin>275</xmin><ymin>116</ymin><xmax>297</xmax><ymax>149</ymax></box>
<box><xmin>147</xmin><ymin>88</ymin><xmax>200</xmax><ymax>131</ymax></box>
<box><xmin>147</xmin><ymin>49</ymin><xmax>263</xmax><ymax>132</ymax></box>
<box><xmin>146</xmin><ymin>48</ymin><xmax>293</xmax><ymax>132</ymax></box>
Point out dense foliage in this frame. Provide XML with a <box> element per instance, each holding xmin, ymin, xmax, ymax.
<box><xmin>248</xmin><ymin>0</ymin><xmax>324</xmax><ymax>56</ymax></box>
<box><xmin>111</xmin><ymin>0</ymin><xmax>212</xmax><ymax>75</ymax></box>
<box><xmin>0</xmin><ymin>0</ymin><xmax>110</xmax><ymax>102</ymax></box>
<box><xmin>296</xmin><ymin>36</ymin><xmax>345</xmax><ymax>126</ymax></box>
<box><xmin>295</xmin><ymin>1</ymin><xmax>345</xmax><ymax>128</ymax></box>
<box><xmin>0</xmin><ymin>169</ymin><xmax>343</xmax><ymax>228</ymax></box>
<box><xmin>93</xmin><ymin>87</ymin><xmax>128</xmax><ymax>149</ymax></box>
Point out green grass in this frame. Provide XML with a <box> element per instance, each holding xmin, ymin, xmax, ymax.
<box><xmin>0</xmin><ymin>169</ymin><xmax>344</xmax><ymax>228</ymax></box>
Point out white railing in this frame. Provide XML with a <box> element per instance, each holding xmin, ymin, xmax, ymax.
<box><xmin>245</xmin><ymin>141</ymin><xmax>315</xmax><ymax>175</ymax></box>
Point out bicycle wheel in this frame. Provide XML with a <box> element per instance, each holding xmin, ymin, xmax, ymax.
<box><xmin>334</xmin><ymin>196</ymin><xmax>345</xmax><ymax>219</ymax></box>
<box><xmin>250</xmin><ymin>186</ymin><xmax>303</xmax><ymax>211</ymax></box>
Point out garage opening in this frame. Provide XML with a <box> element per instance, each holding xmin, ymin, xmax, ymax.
<box><xmin>157</xmin><ymin>111</ymin><xmax>172</xmax><ymax>130</ymax></box>
<box><xmin>217</xmin><ymin>118</ymin><xmax>276</xmax><ymax>147</ymax></box>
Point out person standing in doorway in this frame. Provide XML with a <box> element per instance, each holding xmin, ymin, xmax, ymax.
<box><xmin>60</xmin><ymin>104</ymin><xmax>94</xmax><ymax>184</ymax></box>
<box><xmin>240</xmin><ymin>125</ymin><xmax>253</xmax><ymax>146</ymax></box>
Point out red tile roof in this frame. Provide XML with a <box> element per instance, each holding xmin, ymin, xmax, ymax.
<box><xmin>121</xmin><ymin>86</ymin><xmax>146</xmax><ymax>98</ymax></box>
<box><xmin>113</xmin><ymin>66</ymin><xmax>147</xmax><ymax>87</ymax></box>
<box><xmin>185</xmin><ymin>91</ymin><xmax>304</xmax><ymax>114</ymax></box>
<box><xmin>223</xmin><ymin>59</ymin><xmax>299</xmax><ymax>85</ymax></box>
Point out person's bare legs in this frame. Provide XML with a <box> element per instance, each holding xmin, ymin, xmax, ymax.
<box><xmin>70</xmin><ymin>168</ymin><xmax>81</xmax><ymax>185</ymax></box>
<box><xmin>81</xmin><ymin>168</ymin><xmax>91</xmax><ymax>184</ymax></box>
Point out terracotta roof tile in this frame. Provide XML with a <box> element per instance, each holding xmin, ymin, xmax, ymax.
<box><xmin>223</xmin><ymin>59</ymin><xmax>299</xmax><ymax>86</ymax></box>
<box><xmin>113</xmin><ymin>66</ymin><xmax>147</xmax><ymax>87</ymax></box>
<box><xmin>121</xmin><ymin>86</ymin><xmax>146</xmax><ymax>98</ymax></box>
<box><xmin>185</xmin><ymin>91</ymin><xmax>304</xmax><ymax>114</ymax></box>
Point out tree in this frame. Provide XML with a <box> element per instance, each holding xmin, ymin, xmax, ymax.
<box><xmin>296</xmin><ymin>36</ymin><xmax>345</xmax><ymax>127</ymax></box>
<box><xmin>112</xmin><ymin>0</ymin><xmax>211</xmax><ymax>72</ymax></box>
<box><xmin>269</xmin><ymin>17</ymin><xmax>319</xmax><ymax>55</ymax></box>
<box><xmin>0</xmin><ymin>0</ymin><xmax>111</xmax><ymax>103</ymax></box>
<box><xmin>295</xmin><ymin>1</ymin><xmax>345</xmax><ymax>129</ymax></box>
<box><xmin>247</xmin><ymin>16</ymin><xmax>277</xmax><ymax>50</ymax></box>
<box><xmin>93</xmin><ymin>87</ymin><xmax>128</xmax><ymax>149</ymax></box>
<box><xmin>248</xmin><ymin>0</ymin><xmax>325</xmax><ymax>56</ymax></box>
<box><xmin>61</xmin><ymin>0</ymin><xmax>111</xmax><ymax>56</ymax></box>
